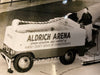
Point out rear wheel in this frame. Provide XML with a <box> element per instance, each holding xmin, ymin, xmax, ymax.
<box><xmin>59</xmin><ymin>50</ymin><xmax>76</xmax><ymax>65</ymax></box>
<box><xmin>13</xmin><ymin>53</ymin><xmax>34</xmax><ymax>72</ymax></box>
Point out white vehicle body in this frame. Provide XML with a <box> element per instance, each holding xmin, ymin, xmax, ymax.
<box><xmin>4</xmin><ymin>27</ymin><xmax>85</xmax><ymax>51</ymax></box>
<box><xmin>3</xmin><ymin>17</ymin><xmax>86</xmax><ymax>57</ymax></box>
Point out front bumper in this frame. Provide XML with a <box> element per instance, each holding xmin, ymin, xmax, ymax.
<box><xmin>0</xmin><ymin>44</ymin><xmax>16</xmax><ymax>59</ymax></box>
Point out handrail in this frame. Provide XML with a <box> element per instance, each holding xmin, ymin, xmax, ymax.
<box><xmin>0</xmin><ymin>0</ymin><xmax>30</xmax><ymax>6</ymax></box>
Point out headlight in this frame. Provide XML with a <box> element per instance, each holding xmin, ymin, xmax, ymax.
<box><xmin>3</xmin><ymin>44</ymin><xmax>16</xmax><ymax>55</ymax></box>
<box><xmin>10</xmin><ymin>50</ymin><xmax>16</xmax><ymax>55</ymax></box>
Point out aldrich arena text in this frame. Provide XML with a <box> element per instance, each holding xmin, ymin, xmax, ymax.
<box><xmin>27</xmin><ymin>32</ymin><xmax>71</xmax><ymax>42</ymax></box>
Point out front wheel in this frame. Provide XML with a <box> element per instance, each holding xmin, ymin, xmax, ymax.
<box><xmin>59</xmin><ymin>50</ymin><xmax>76</xmax><ymax>65</ymax></box>
<box><xmin>13</xmin><ymin>53</ymin><xmax>34</xmax><ymax>72</ymax></box>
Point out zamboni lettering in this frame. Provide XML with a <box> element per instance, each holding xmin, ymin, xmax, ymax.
<box><xmin>27</xmin><ymin>34</ymin><xmax>51</xmax><ymax>41</ymax></box>
<box><xmin>53</xmin><ymin>32</ymin><xmax>71</xmax><ymax>40</ymax></box>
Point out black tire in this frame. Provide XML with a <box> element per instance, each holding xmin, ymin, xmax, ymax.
<box><xmin>59</xmin><ymin>50</ymin><xmax>76</xmax><ymax>65</ymax></box>
<box><xmin>13</xmin><ymin>53</ymin><xmax>34</xmax><ymax>72</ymax></box>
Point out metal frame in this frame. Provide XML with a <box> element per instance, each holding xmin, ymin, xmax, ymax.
<box><xmin>1</xmin><ymin>52</ymin><xmax>13</xmax><ymax>73</ymax></box>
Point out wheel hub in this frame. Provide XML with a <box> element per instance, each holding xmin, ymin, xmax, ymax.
<box><xmin>18</xmin><ymin>57</ymin><xmax>30</xmax><ymax>69</ymax></box>
<box><xmin>65</xmin><ymin>52</ymin><xmax>73</xmax><ymax>60</ymax></box>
